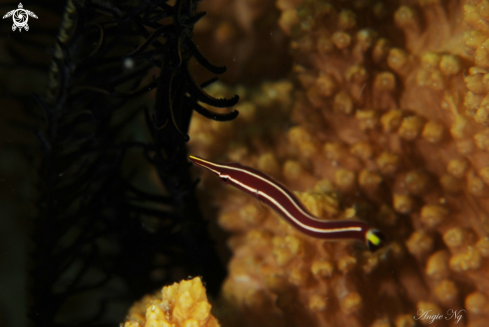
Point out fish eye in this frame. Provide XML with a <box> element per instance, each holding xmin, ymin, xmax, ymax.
<box><xmin>220</xmin><ymin>175</ymin><xmax>229</xmax><ymax>183</ymax></box>
<box><xmin>366</xmin><ymin>229</ymin><xmax>385</xmax><ymax>252</ymax></box>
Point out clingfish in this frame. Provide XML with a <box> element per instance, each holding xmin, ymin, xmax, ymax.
<box><xmin>189</xmin><ymin>156</ymin><xmax>385</xmax><ymax>252</ymax></box>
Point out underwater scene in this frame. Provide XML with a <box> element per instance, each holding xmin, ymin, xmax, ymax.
<box><xmin>0</xmin><ymin>0</ymin><xmax>488</xmax><ymax>326</ymax></box>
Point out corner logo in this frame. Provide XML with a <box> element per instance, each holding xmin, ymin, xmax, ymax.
<box><xmin>3</xmin><ymin>3</ymin><xmax>38</xmax><ymax>32</ymax></box>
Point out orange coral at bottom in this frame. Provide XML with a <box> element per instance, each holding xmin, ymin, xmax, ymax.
<box><xmin>123</xmin><ymin>277</ymin><xmax>220</xmax><ymax>327</ymax></box>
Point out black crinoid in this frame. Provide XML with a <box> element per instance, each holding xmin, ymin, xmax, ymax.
<box><xmin>16</xmin><ymin>0</ymin><xmax>238</xmax><ymax>325</ymax></box>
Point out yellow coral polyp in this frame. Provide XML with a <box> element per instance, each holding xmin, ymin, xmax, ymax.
<box><xmin>340</xmin><ymin>292</ymin><xmax>362</xmax><ymax>315</ymax></box>
<box><xmin>405</xmin><ymin>170</ymin><xmax>431</xmax><ymax>195</ymax></box>
<box><xmin>334</xmin><ymin>169</ymin><xmax>356</xmax><ymax>192</ymax></box>
<box><xmin>346</xmin><ymin>65</ymin><xmax>367</xmax><ymax>84</ymax></box>
<box><xmin>465</xmin><ymin>292</ymin><xmax>489</xmax><ymax>315</ymax></box>
<box><xmin>449</xmin><ymin>247</ymin><xmax>482</xmax><ymax>272</ymax></box>
<box><xmin>434</xmin><ymin>279</ymin><xmax>459</xmax><ymax>305</ymax></box>
<box><xmin>387</xmin><ymin>48</ymin><xmax>409</xmax><ymax>73</ymax></box>
<box><xmin>443</xmin><ymin>227</ymin><xmax>473</xmax><ymax>249</ymax></box>
<box><xmin>421</xmin><ymin>120</ymin><xmax>445</xmax><ymax>143</ymax></box>
<box><xmin>381</xmin><ymin>110</ymin><xmax>403</xmax><ymax>133</ymax></box>
<box><xmin>465</xmin><ymin>74</ymin><xmax>487</xmax><ymax>94</ymax></box>
<box><xmin>476</xmin><ymin>237</ymin><xmax>489</xmax><ymax>257</ymax></box>
<box><xmin>272</xmin><ymin>235</ymin><xmax>304</xmax><ymax>267</ymax></box>
<box><xmin>464</xmin><ymin>30</ymin><xmax>487</xmax><ymax>52</ymax></box>
<box><xmin>308</xmin><ymin>294</ymin><xmax>327</xmax><ymax>312</ymax></box>
<box><xmin>298</xmin><ymin>191</ymin><xmax>339</xmax><ymax>217</ymax></box>
<box><xmin>421</xmin><ymin>52</ymin><xmax>441</xmax><ymax>71</ymax></box>
<box><xmin>333</xmin><ymin>90</ymin><xmax>354</xmax><ymax>114</ymax></box>
<box><xmin>465</xmin><ymin>4</ymin><xmax>489</xmax><ymax>34</ymax></box>
<box><xmin>316</xmin><ymin>74</ymin><xmax>336</xmax><ymax>97</ymax></box>
<box><xmin>394</xmin><ymin>6</ymin><xmax>419</xmax><ymax>33</ymax></box>
<box><xmin>406</xmin><ymin>231</ymin><xmax>434</xmax><ymax>258</ymax></box>
<box><xmin>374</xmin><ymin>72</ymin><xmax>396</xmax><ymax>92</ymax></box>
<box><xmin>350</xmin><ymin>141</ymin><xmax>374</xmax><ymax>161</ymax></box>
<box><xmin>398</xmin><ymin>116</ymin><xmax>425</xmax><ymax>141</ymax></box>
<box><xmin>475</xmin><ymin>104</ymin><xmax>489</xmax><ymax>124</ymax></box>
<box><xmin>474</xmin><ymin>130</ymin><xmax>489</xmax><ymax>151</ymax></box>
<box><xmin>450</xmin><ymin>115</ymin><xmax>472</xmax><ymax>140</ymax></box>
<box><xmin>376</xmin><ymin>152</ymin><xmax>400</xmax><ymax>175</ymax></box>
<box><xmin>426</xmin><ymin>250</ymin><xmax>450</xmax><ymax>280</ymax></box>
<box><xmin>476</xmin><ymin>39</ymin><xmax>489</xmax><ymax>68</ymax></box>
<box><xmin>356</xmin><ymin>29</ymin><xmax>378</xmax><ymax>52</ymax></box>
<box><xmin>279</xmin><ymin>9</ymin><xmax>299</xmax><ymax>35</ymax></box>
<box><xmin>332</xmin><ymin>31</ymin><xmax>351</xmax><ymax>49</ymax></box>
<box><xmin>311</xmin><ymin>259</ymin><xmax>334</xmax><ymax>278</ymax></box>
<box><xmin>358</xmin><ymin>169</ymin><xmax>382</xmax><ymax>192</ymax></box>
<box><xmin>447</xmin><ymin>158</ymin><xmax>469</xmax><ymax>179</ymax></box>
<box><xmin>337</xmin><ymin>9</ymin><xmax>356</xmax><ymax>30</ymax></box>
<box><xmin>467</xmin><ymin>170</ymin><xmax>487</xmax><ymax>197</ymax></box>
<box><xmin>337</xmin><ymin>256</ymin><xmax>357</xmax><ymax>274</ymax></box>
<box><xmin>420</xmin><ymin>204</ymin><xmax>448</xmax><ymax>229</ymax></box>
<box><xmin>355</xmin><ymin>110</ymin><xmax>378</xmax><ymax>131</ymax></box>
<box><xmin>439</xmin><ymin>55</ymin><xmax>461</xmax><ymax>76</ymax></box>
<box><xmin>372</xmin><ymin>38</ymin><xmax>391</xmax><ymax>63</ymax></box>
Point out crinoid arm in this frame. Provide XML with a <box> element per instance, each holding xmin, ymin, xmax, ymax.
<box><xmin>25</xmin><ymin>24</ymin><xmax>29</xmax><ymax>31</ymax></box>
<box><xmin>26</xmin><ymin>10</ymin><xmax>38</xmax><ymax>19</ymax></box>
<box><xmin>3</xmin><ymin>10</ymin><xmax>14</xmax><ymax>19</ymax></box>
<box><xmin>12</xmin><ymin>23</ymin><xmax>16</xmax><ymax>31</ymax></box>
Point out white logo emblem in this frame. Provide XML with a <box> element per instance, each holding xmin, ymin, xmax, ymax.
<box><xmin>3</xmin><ymin>3</ymin><xmax>38</xmax><ymax>32</ymax></box>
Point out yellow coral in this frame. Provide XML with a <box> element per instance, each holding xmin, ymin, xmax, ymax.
<box><xmin>123</xmin><ymin>277</ymin><xmax>220</xmax><ymax>327</ymax></box>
